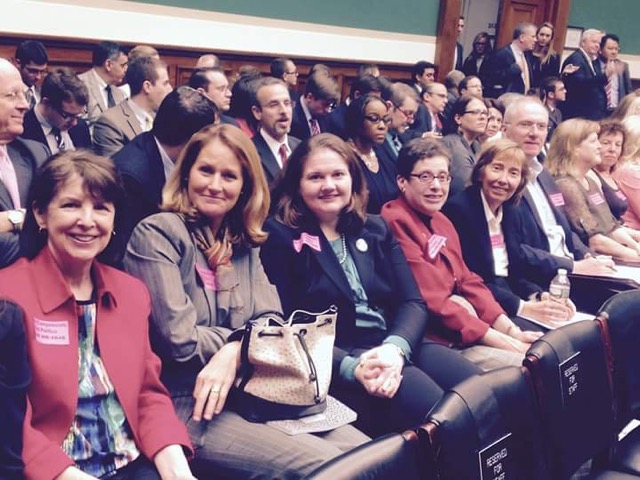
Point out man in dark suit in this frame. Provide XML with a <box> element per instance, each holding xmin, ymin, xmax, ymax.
<box><xmin>93</xmin><ymin>57</ymin><xmax>172</xmax><ymax>157</ymax></box>
<box><xmin>290</xmin><ymin>71</ymin><xmax>339</xmax><ymax>140</ymax></box>
<box><xmin>325</xmin><ymin>74</ymin><xmax>382</xmax><ymax>140</ymax></box>
<box><xmin>250</xmin><ymin>78</ymin><xmax>300</xmax><ymax>187</ymax></box>
<box><xmin>383</xmin><ymin>82</ymin><xmax>419</xmax><ymax>155</ymax></box>
<box><xmin>421</xmin><ymin>82</ymin><xmax>448</xmax><ymax>136</ymax></box>
<box><xmin>270</xmin><ymin>57</ymin><xmax>300</xmax><ymax>103</ymax></box>
<box><xmin>598</xmin><ymin>33</ymin><xmax>633</xmax><ymax>113</ymax></box>
<box><xmin>21</xmin><ymin>68</ymin><xmax>91</xmax><ymax>153</ymax></box>
<box><xmin>454</xmin><ymin>16</ymin><xmax>465</xmax><ymax>71</ymax></box>
<box><xmin>561</xmin><ymin>29</ymin><xmax>607</xmax><ymax>120</ymax></box>
<box><xmin>110</xmin><ymin>86</ymin><xmax>217</xmax><ymax>263</ymax></box>
<box><xmin>502</xmin><ymin>97</ymin><xmax>614</xmax><ymax>286</ymax></box>
<box><xmin>14</xmin><ymin>40</ymin><xmax>48</xmax><ymax>109</ymax></box>
<box><xmin>0</xmin><ymin>59</ymin><xmax>49</xmax><ymax>267</ymax></box>
<box><xmin>401</xmin><ymin>61</ymin><xmax>437</xmax><ymax>141</ymax></box>
<box><xmin>480</xmin><ymin>22</ymin><xmax>536</xmax><ymax>98</ymax></box>
<box><xmin>188</xmin><ymin>67</ymin><xmax>238</xmax><ymax>127</ymax></box>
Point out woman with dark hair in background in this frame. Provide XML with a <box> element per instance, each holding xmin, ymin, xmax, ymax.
<box><xmin>346</xmin><ymin>93</ymin><xmax>399</xmax><ymax>213</ymax></box>
<box><xmin>228</xmin><ymin>68</ymin><xmax>262</xmax><ymax>138</ymax></box>
<box><xmin>462</xmin><ymin>32</ymin><xmax>493</xmax><ymax>77</ymax></box>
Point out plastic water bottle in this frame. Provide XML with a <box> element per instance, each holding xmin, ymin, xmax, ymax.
<box><xmin>549</xmin><ymin>268</ymin><xmax>571</xmax><ymax>304</ymax></box>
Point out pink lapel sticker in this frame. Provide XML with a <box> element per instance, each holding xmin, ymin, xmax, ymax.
<box><xmin>490</xmin><ymin>234</ymin><xmax>505</xmax><ymax>248</ymax></box>
<box><xmin>616</xmin><ymin>190</ymin><xmax>627</xmax><ymax>201</ymax></box>
<box><xmin>34</xmin><ymin>318</ymin><xmax>69</xmax><ymax>345</ymax></box>
<box><xmin>195</xmin><ymin>263</ymin><xmax>217</xmax><ymax>290</ymax></box>
<box><xmin>549</xmin><ymin>193</ymin><xmax>565</xmax><ymax>207</ymax></box>
<box><xmin>292</xmin><ymin>232</ymin><xmax>322</xmax><ymax>253</ymax></box>
<box><xmin>589</xmin><ymin>193</ymin><xmax>605</xmax><ymax>206</ymax></box>
<box><xmin>427</xmin><ymin>234</ymin><xmax>447</xmax><ymax>259</ymax></box>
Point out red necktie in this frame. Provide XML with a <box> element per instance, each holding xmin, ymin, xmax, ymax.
<box><xmin>278</xmin><ymin>143</ymin><xmax>289</xmax><ymax>167</ymax></box>
<box><xmin>309</xmin><ymin>119</ymin><xmax>321</xmax><ymax>136</ymax></box>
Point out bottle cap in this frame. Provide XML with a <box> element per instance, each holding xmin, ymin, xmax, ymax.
<box><xmin>558</xmin><ymin>268</ymin><xmax>567</xmax><ymax>275</ymax></box>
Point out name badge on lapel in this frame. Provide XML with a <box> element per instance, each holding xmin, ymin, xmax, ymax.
<box><xmin>195</xmin><ymin>263</ymin><xmax>217</xmax><ymax>291</ymax></box>
<box><xmin>490</xmin><ymin>233</ymin><xmax>505</xmax><ymax>248</ymax></box>
<box><xmin>589</xmin><ymin>192</ymin><xmax>605</xmax><ymax>206</ymax></box>
<box><xmin>427</xmin><ymin>234</ymin><xmax>447</xmax><ymax>259</ymax></box>
<box><xmin>34</xmin><ymin>318</ymin><xmax>69</xmax><ymax>345</ymax></box>
<box><xmin>549</xmin><ymin>193</ymin><xmax>565</xmax><ymax>207</ymax></box>
<box><xmin>616</xmin><ymin>190</ymin><xmax>627</xmax><ymax>201</ymax></box>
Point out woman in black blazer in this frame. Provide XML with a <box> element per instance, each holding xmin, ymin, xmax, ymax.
<box><xmin>444</xmin><ymin>139</ymin><xmax>575</xmax><ymax>329</ymax></box>
<box><xmin>262</xmin><ymin>133</ymin><xmax>480</xmax><ymax>436</ymax></box>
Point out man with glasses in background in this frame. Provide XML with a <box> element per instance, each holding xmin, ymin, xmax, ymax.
<box><xmin>270</xmin><ymin>57</ymin><xmax>300</xmax><ymax>102</ymax></box>
<box><xmin>0</xmin><ymin>59</ymin><xmax>49</xmax><ymax>267</ymax></box>
<box><xmin>421</xmin><ymin>82</ymin><xmax>448</xmax><ymax>137</ymax></box>
<box><xmin>22</xmin><ymin>68</ymin><xmax>91</xmax><ymax>153</ymax></box>
<box><xmin>384</xmin><ymin>82</ymin><xmax>419</xmax><ymax>156</ymax></box>
<box><xmin>14</xmin><ymin>40</ymin><xmax>48</xmax><ymax>110</ymax></box>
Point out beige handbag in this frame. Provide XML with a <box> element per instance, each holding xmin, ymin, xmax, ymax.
<box><xmin>232</xmin><ymin>306</ymin><xmax>337</xmax><ymax>422</ymax></box>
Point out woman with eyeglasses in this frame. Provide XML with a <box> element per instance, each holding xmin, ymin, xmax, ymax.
<box><xmin>262</xmin><ymin>133</ymin><xmax>480</xmax><ymax>437</ymax></box>
<box><xmin>462</xmin><ymin>32</ymin><xmax>493</xmax><ymax>77</ymax></box>
<box><xmin>442</xmin><ymin>95</ymin><xmax>488</xmax><ymax>197</ymax></box>
<box><xmin>382</xmin><ymin>138</ymin><xmax>542</xmax><ymax>371</ymax></box>
<box><xmin>480</xmin><ymin>98</ymin><xmax>504</xmax><ymax>144</ymax></box>
<box><xmin>346</xmin><ymin>93</ymin><xmax>399</xmax><ymax>213</ymax></box>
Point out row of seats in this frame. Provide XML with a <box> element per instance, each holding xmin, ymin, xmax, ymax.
<box><xmin>307</xmin><ymin>290</ymin><xmax>640</xmax><ymax>480</ymax></box>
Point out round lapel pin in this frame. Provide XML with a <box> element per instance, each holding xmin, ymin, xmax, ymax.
<box><xmin>355</xmin><ymin>238</ymin><xmax>368</xmax><ymax>252</ymax></box>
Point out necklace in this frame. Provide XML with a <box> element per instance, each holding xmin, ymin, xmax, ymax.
<box><xmin>361</xmin><ymin>150</ymin><xmax>378</xmax><ymax>171</ymax></box>
<box><xmin>338</xmin><ymin>234</ymin><xmax>348</xmax><ymax>264</ymax></box>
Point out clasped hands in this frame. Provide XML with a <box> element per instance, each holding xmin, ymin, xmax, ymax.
<box><xmin>355</xmin><ymin>344</ymin><xmax>404</xmax><ymax>399</ymax></box>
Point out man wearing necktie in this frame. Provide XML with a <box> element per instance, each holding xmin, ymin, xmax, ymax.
<box><xmin>251</xmin><ymin>77</ymin><xmax>301</xmax><ymax>187</ymax></box>
<box><xmin>597</xmin><ymin>33</ymin><xmax>633</xmax><ymax>113</ymax></box>
<box><xmin>290</xmin><ymin>71</ymin><xmax>339</xmax><ymax>141</ymax></box>
<box><xmin>21</xmin><ymin>68</ymin><xmax>92</xmax><ymax>154</ymax></box>
<box><xmin>0</xmin><ymin>59</ymin><xmax>49</xmax><ymax>268</ymax></box>
<box><xmin>78</xmin><ymin>41</ymin><xmax>128</xmax><ymax>129</ymax></box>
<box><xmin>14</xmin><ymin>40</ymin><xmax>48</xmax><ymax>110</ymax></box>
<box><xmin>561</xmin><ymin>29</ymin><xmax>608</xmax><ymax>120</ymax></box>
<box><xmin>385</xmin><ymin>82</ymin><xmax>419</xmax><ymax>155</ymax></box>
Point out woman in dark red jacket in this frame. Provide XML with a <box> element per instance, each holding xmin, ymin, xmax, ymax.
<box><xmin>0</xmin><ymin>151</ymin><xmax>193</xmax><ymax>480</ymax></box>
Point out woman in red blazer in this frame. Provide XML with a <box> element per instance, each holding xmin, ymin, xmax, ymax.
<box><xmin>381</xmin><ymin>138</ymin><xmax>542</xmax><ymax>371</ymax></box>
<box><xmin>0</xmin><ymin>151</ymin><xmax>194</xmax><ymax>480</ymax></box>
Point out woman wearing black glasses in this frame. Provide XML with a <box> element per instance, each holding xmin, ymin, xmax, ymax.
<box><xmin>442</xmin><ymin>95</ymin><xmax>488</xmax><ymax>197</ymax></box>
<box><xmin>346</xmin><ymin>93</ymin><xmax>399</xmax><ymax>213</ymax></box>
<box><xmin>382</xmin><ymin>138</ymin><xmax>542</xmax><ymax>371</ymax></box>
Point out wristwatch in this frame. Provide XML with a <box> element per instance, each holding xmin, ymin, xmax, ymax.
<box><xmin>7</xmin><ymin>209</ymin><xmax>25</xmax><ymax>232</ymax></box>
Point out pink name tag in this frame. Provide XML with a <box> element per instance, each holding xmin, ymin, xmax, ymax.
<box><xmin>490</xmin><ymin>234</ymin><xmax>505</xmax><ymax>248</ymax></box>
<box><xmin>616</xmin><ymin>190</ymin><xmax>627</xmax><ymax>201</ymax></box>
<box><xmin>293</xmin><ymin>232</ymin><xmax>321</xmax><ymax>253</ymax></box>
<box><xmin>195</xmin><ymin>263</ymin><xmax>217</xmax><ymax>291</ymax></box>
<box><xmin>589</xmin><ymin>193</ymin><xmax>605</xmax><ymax>205</ymax></box>
<box><xmin>427</xmin><ymin>234</ymin><xmax>447</xmax><ymax>259</ymax></box>
<box><xmin>34</xmin><ymin>318</ymin><xmax>69</xmax><ymax>345</ymax></box>
<box><xmin>549</xmin><ymin>193</ymin><xmax>565</xmax><ymax>207</ymax></box>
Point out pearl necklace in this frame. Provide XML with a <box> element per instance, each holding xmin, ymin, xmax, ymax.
<box><xmin>338</xmin><ymin>234</ymin><xmax>348</xmax><ymax>264</ymax></box>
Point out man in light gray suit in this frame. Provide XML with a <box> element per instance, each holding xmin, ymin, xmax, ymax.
<box><xmin>0</xmin><ymin>59</ymin><xmax>49</xmax><ymax>268</ymax></box>
<box><xmin>93</xmin><ymin>57</ymin><xmax>173</xmax><ymax>157</ymax></box>
<box><xmin>78</xmin><ymin>41</ymin><xmax>128</xmax><ymax>129</ymax></box>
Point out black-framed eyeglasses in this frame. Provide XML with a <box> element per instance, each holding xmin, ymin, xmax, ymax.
<box><xmin>364</xmin><ymin>114</ymin><xmax>392</xmax><ymax>126</ymax></box>
<box><xmin>408</xmin><ymin>172</ymin><xmax>451</xmax><ymax>184</ymax></box>
<box><xmin>464</xmin><ymin>109</ymin><xmax>489</xmax><ymax>117</ymax></box>
<box><xmin>55</xmin><ymin>105</ymin><xmax>86</xmax><ymax>120</ymax></box>
<box><xmin>394</xmin><ymin>105</ymin><xmax>416</xmax><ymax>119</ymax></box>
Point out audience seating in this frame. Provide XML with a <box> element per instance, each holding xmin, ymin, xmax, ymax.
<box><xmin>304</xmin><ymin>429</ymin><xmax>428</xmax><ymax>480</ymax></box>
<box><xmin>524</xmin><ymin>320</ymin><xmax>640</xmax><ymax>479</ymax></box>
<box><xmin>422</xmin><ymin>366</ymin><xmax>549</xmax><ymax>479</ymax></box>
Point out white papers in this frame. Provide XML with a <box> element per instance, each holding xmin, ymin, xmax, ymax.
<box><xmin>520</xmin><ymin>311</ymin><xmax>593</xmax><ymax>331</ymax></box>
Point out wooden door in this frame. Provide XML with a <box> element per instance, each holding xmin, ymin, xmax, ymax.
<box><xmin>495</xmin><ymin>0</ymin><xmax>572</xmax><ymax>53</ymax></box>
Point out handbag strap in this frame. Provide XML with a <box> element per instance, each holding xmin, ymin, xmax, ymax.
<box><xmin>295</xmin><ymin>330</ymin><xmax>322</xmax><ymax>404</ymax></box>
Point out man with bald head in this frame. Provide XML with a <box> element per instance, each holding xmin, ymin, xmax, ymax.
<box><xmin>502</xmin><ymin>97</ymin><xmax>614</xmax><ymax>290</ymax></box>
<box><xmin>561</xmin><ymin>29</ymin><xmax>607</xmax><ymax>120</ymax></box>
<box><xmin>0</xmin><ymin>59</ymin><xmax>49</xmax><ymax>267</ymax></box>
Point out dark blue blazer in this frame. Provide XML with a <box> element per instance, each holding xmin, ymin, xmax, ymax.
<box><xmin>325</xmin><ymin>103</ymin><xmax>349</xmax><ymax>140</ymax></box>
<box><xmin>561</xmin><ymin>49</ymin><xmax>607</xmax><ymax>120</ymax></box>
<box><xmin>290</xmin><ymin>100</ymin><xmax>328</xmax><ymax>140</ymax></box>
<box><xmin>252</xmin><ymin>133</ymin><xmax>301</xmax><ymax>187</ymax></box>
<box><xmin>512</xmin><ymin>168</ymin><xmax>590</xmax><ymax>286</ymax></box>
<box><xmin>455</xmin><ymin>42</ymin><xmax>464</xmax><ymax>71</ymax></box>
<box><xmin>443</xmin><ymin>185</ymin><xmax>543</xmax><ymax>316</ymax></box>
<box><xmin>261</xmin><ymin>215</ymin><xmax>428</xmax><ymax>377</ymax></box>
<box><xmin>480</xmin><ymin>45</ymin><xmax>532</xmax><ymax>98</ymax></box>
<box><xmin>111</xmin><ymin>132</ymin><xmax>165</xmax><ymax>262</ymax></box>
<box><xmin>21</xmin><ymin>109</ymin><xmax>92</xmax><ymax>151</ymax></box>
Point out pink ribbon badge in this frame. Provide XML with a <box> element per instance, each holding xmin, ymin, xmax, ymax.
<box><xmin>293</xmin><ymin>232</ymin><xmax>322</xmax><ymax>253</ymax></box>
<box><xmin>589</xmin><ymin>193</ymin><xmax>605</xmax><ymax>206</ymax></box>
<box><xmin>427</xmin><ymin>234</ymin><xmax>447</xmax><ymax>259</ymax></box>
<box><xmin>549</xmin><ymin>193</ymin><xmax>565</xmax><ymax>207</ymax></box>
<box><xmin>195</xmin><ymin>263</ymin><xmax>217</xmax><ymax>291</ymax></box>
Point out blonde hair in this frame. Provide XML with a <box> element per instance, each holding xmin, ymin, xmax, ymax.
<box><xmin>621</xmin><ymin>116</ymin><xmax>640</xmax><ymax>163</ymax></box>
<box><xmin>162</xmin><ymin>124</ymin><xmax>269</xmax><ymax>265</ymax></box>
<box><xmin>547</xmin><ymin>118</ymin><xmax>600</xmax><ymax>177</ymax></box>
<box><xmin>609</xmin><ymin>94</ymin><xmax>640</xmax><ymax>122</ymax></box>
<box><xmin>472</xmin><ymin>139</ymin><xmax>530</xmax><ymax>203</ymax></box>
<box><xmin>534</xmin><ymin>22</ymin><xmax>557</xmax><ymax>66</ymax></box>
